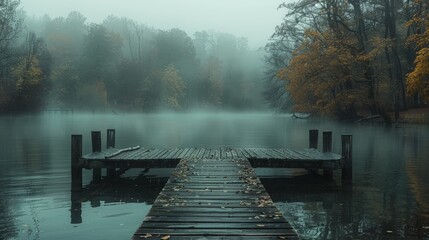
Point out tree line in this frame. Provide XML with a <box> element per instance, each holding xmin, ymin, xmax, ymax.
<box><xmin>264</xmin><ymin>0</ymin><xmax>429</xmax><ymax>123</ymax></box>
<box><xmin>0</xmin><ymin>0</ymin><xmax>265</xmax><ymax>113</ymax></box>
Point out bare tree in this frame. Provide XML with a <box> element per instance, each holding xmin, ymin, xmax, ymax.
<box><xmin>0</xmin><ymin>0</ymin><xmax>23</xmax><ymax>71</ymax></box>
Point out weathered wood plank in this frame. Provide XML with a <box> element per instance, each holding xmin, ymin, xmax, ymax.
<box><xmin>245</xmin><ymin>148</ymin><xmax>262</xmax><ymax>159</ymax></box>
<box><xmin>133</xmin><ymin>158</ymin><xmax>300</xmax><ymax>239</ymax></box>
<box><xmin>143</xmin><ymin>148</ymin><xmax>163</xmax><ymax>159</ymax></box>
<box><xmin>177</xmin><ymin>148</ymin><xmax>191</xmax><ymax>159</ymax></box>
<box><xmin>188</xmin><ymin>148</ymin><xmax>199</xmax><ymax>159</ymax></box>
<box><xmin>219</xmin><ymin>148</ymin><xmax>226</xmax><ymax>159</ymax></box>
<box><xmin>126</xmin><ymin>148</ymin><xmax>147</xmax><ymax>159</ymax></box>
<box><xmin>213</xmin><ymin>149</ymin><xmax>220</xmax><ymax>159</ymax></box>
<box><xmin>261</xmin><ymin>149</ymin><xmax>283</xmax><ymax>159</ymax></box>
<box><xmin>144</xmin><ymin>216</ymin><xmax>288</xmax><ymax>223</ymax></box>
<box><xmin>271</xmin><ymin>148</ymin><xmax>289</xmax><ymax>159</ymax></box>
<box><xmin>153</xmin><ymin>149</ymin><xmax>171</xmax><ymax>159</ymax></box>
<box><xmin>132</xmin><ymin>148</ymin><xmax>152</xmax><ymax>159</ymax></box>
<box><xmin>281</xmin><ymin>148</ymin><xmax>306</xmax><ymax>160</ymax></box>
<box><xmin>138</xmin><ymin>222</ymin><xmax>293</xmax><ymax>229</ymax></box>
<box><xmin>206</xmin><ymin>149</ymin><xmax>215</xmax><ymax>159</ymax></box>
<box><xmin>203</xmin><ymin>148</ymin><xmax>212</xmax><ymax>159</ymax></box>
<box><xmin>84</xmin><ymin>146</ymin><xmax>342</xmax><ymax>179</ymax></box>
<box><xmin>134</xmin><ymin>228</ymin><xmax>298</xmax><ymax>236</ymax></box>
<box><xmin>183</xmin><ymin>148</ymin><xmax>195</xmax><ymax>159</ymax></box>
<box><xmin>148</xmin><ymin>236</ymin><xmax>300</xmax><ymax>240</ymax></box>
<box><xmin>237</xmin><ymin>148</ymin><xmax>252</xmax><ymax>158</ymax></box>
<box><xmin>171</xmin><ymin>148</ymin><xmax>185</xmax><ymax>159</ymax></box>
<box><xmin>118</xmin><ymin>148</ymin><xmax>141</xmax><ymax>159</ymax></box>
<box><xmin>197</xmin><ymin>148</ymin><xmax>206</xmax><ymax>159</ymax></box>
<box><xmin>165</xmin><ymin>148</ymin><xmax>180</xmax><ymax>159</ymax></box>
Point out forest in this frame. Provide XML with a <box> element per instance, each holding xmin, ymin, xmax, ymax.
<box><xmin>1</xmin><ymin>0</ymin><xmax>428</xmax><ymax>123</ymax></box>
<box><xmin>0</xmin><ymin>0</ymin><xmax>264</xmax><ymax>113</ymax></box>
<box><xmin>264</xmin><ymin>0</ymin><xmax>429</xmax><ymax>122</ymax></box>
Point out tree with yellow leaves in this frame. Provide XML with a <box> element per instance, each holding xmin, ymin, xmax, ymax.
<box><xmin>406</xmin><ymin>5</ymin><xmax>429</xmax><ymax>103</ymax></box>
<box><xmin>12</xmin><ymin>32</ymin><xmax>51</xmax><ymax>111</ymax></box>
<box><xmin>161</xmin><ymin>64</ymin><xmax>187</xmax><ymax>110</ymax></box>
<box><xmin>278</xmin><ymin>30</ymin><xmax>365</xmax><ymax>119</ymax></box>
<box><xmin>12</xmin><ymin>56</ymin><xmax>46</xmax><ymax>111</ymax></box>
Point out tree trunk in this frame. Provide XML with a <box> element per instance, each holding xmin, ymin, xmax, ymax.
<box><xmin>384</xmin><ymin>0</ymin><xmax>407</xmax><ymax>111</ymax></box>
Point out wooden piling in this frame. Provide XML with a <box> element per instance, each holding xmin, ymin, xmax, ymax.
<box><xmin>91</xmin><ymin>131</ymin><xmax>101</xmax><ymax>152</ymax></box>
<box><xmin>71</xmin><ymin>192</ymin><xmax>82</xmax><ymax>224</ymax></box>
<box><xmin>322</xmin><ymin>131</ymin><xmax>332</xmax><ymax>153</ymax></box>
<box><xmin>323</xmin><ymin>131</ymin><xmax>333</xmax><ymax>179</ymax></box>
<box><xmin>106</xmin><ymin>129</ymin><xmax>116</xmax><ymax>178</ymax></box>
<box><xmin>91</xmin><ymin>131</ymin><xmax>101</xmax><ymax>183</ymax></box>
<box><xmin>309</xmin><ymin>129</ymin><xmax>319</xmax><ymax>149</ymax></box>
<box><xmin>71</xmin><ymin>135</ymin><xmax>83</xmax><ymax>191</ymax></box>
<box><xmin>341</xmin><ymin>135</ymin><xmax>353</xmax><ymax>182</ymax></box>
<box><xmin>107</xmin><ymin>129</ymin><xmax>115</xmax><ymax>148</ymax></box>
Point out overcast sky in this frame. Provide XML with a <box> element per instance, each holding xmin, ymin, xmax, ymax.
<box><xmin>20</xmin><ymin>0</ymin><xmax>289</xmax><ymax>49</ymax></box>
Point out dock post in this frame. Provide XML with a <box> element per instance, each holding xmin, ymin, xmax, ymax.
<box><xmin>106</xmin><ymin>129</ymin><xmax>116</xmax><ymax>178</ymax></box>
<box><xmin>71</xmin><ymin>191</ymin><xmax>82</xmax><ymax>224</ymax></box>
<box><xmin>323</xmin><ymin>131</ymin><xmax>332</xmax><ymax>153</ymax></box>
<box><xmin>91</xmin><ymin>131</ymin><xmax>102</xmax><ymax>184</ymax></box>
<box><xmin>323</xmin><ymin>131</ymin><xmax>333</xmax><ymax>179</ymax></box>
<box><xmin>71</xmin><ymin>135</ymin><xmax>83</xmax><ymax>191</ymax></box>
<box><xmin>341</xmin><ymin>135</ymin><xmax>353</xmax><ymax>182</ymax></box>
<box><xmin>309</xmin><ymin>129</ymin><xmax>319</xmax><ymax>149</ymax></box>
<box><xmin>91</xmin><ymin>131</ymin><xmax>101</xmax><ymax>152</ymax></box>
<box><xmin>107</xmin><ymin>129</ymin><xmax>116</xmax><ymax>148</ymax></box>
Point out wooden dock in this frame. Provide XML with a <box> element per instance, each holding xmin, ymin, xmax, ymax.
<box><xmin>71</xmin><ymin>129</ymin><xmax>353</xmax><ymax>239</ymax></box>
<box><xmin>133</xmin><ymin>158</ymin><xmax>300</xmax><ymax>239</ymax></box>
<box><xmin>82</xmin><ymin>146</ymin><xmax>342</xmax><ymax>170</ymax></box>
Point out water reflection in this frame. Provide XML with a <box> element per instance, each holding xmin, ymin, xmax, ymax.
<box><xmin>70</xmin><ymin>172</ymin><xmax>168</xmax><ymax>225</ymax></box>
<box><xmin>0</xmin><ymin>198</ymin><xmax>18</xmax><ymax>240</ymax></box>
<box><xmin>1</xmin><ymin>113</ymin><xmax>429</xmax><ymax>239</ymax></box>
<box><xmin>265</xmin><ymin>173</ymin><xmax>429</xmax><ymax>239</ymax></box>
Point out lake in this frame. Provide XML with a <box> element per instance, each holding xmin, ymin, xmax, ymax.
<box><xmin>0</xmin><ymin>112</ymin><xmax>428</xmax><ymax>239</ymax></box>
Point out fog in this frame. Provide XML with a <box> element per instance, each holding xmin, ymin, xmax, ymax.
<box><xmin>20</xmin><ymin>0</ymin><xmax>287</xmax><ymax>49</ymax></box>
<box><xmin>0</xmin><ymin>0</ymin><xmax>296</xmax><ymax>113</ymax></box>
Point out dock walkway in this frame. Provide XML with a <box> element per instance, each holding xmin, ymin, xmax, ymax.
<box><xmin>133</xmin><ymin>158</ymin><xmax>300</xmax><ymax>239</ymax></box>
<box><xmin>82</xmin><ymin>147</ymin><xmax>342</xmax><ymax>170</ymax></box>
<box><xmin>71</xmin><ymin>129</ymin><xmax>353</xmax><ymax>239</ymax></box>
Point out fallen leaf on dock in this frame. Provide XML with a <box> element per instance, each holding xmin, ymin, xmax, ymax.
<box><xmin>141</xmin><ymin>233</ymin><xmax>152</xmax><ymax>238</ymax></box>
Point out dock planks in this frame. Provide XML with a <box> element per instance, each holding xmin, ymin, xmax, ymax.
<box><xmin>133</xmin><ymin>158</ymin><xmax>300</xmax><ymax>239</ymax></box>
<box><xmin>82</xmin><ymin>147</ymin><xmax>342</xmax><ymax>170</ymax></box>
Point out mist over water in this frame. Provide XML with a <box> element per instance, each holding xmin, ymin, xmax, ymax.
<box><xmin>0</xmin><ymin>112</ymin><xmax>429</xmax><ymax>239</ymax></box>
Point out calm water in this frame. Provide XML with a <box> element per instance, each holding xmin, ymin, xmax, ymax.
<box><xmin>0</xmin><ymin>112</ymin><xmax>428</xmax><ymax>239</ymax></box>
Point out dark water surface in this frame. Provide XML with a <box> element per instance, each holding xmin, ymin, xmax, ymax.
<box><xmin>0</xmin><ymin>112</ymin><xmax>428</xmax><ymax>239</ymax></box>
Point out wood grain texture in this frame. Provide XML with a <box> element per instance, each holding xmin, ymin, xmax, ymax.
<box><xmin>132</xmin><ymin>158</ymin><xmax>300</xmax><ymax>239</ymax></box>
<box><xmin>82</xmin><ymin>147</ymin><xmax>342</xmax><ymax>170</ymax></box>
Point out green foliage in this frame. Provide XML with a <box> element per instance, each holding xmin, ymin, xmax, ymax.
<box><xmin>81</xmin><ymin>24</ymin><xmax>122</xmax><ymax>83</ymax></box>
<box><xmin>12</xmin><ymin>56</ymin><xmax>47</xmax><ymax>111</ymax></box>
<box><xmin>161</xmin><ymin>65</ymin><xmax>187</xmax><ymax>110</ymax></box>
<box><xmin>51</xmin><ymin>64</ymin><xmax>80</xmax><ymax>107</ymax></box>
<box><xmin>1</xmin><ymin>4</ymin><xmax>266</xmax><ymax>112</ymax></box>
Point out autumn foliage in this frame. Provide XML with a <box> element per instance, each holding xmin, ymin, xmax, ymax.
<box><xmin>278</xmin><ymin>30</ymin><xmax>359</xmax><ymax>116</ymax></box>
<box><xmin>406</xmin><ymin>5</ymin><xmax>429</xmax><ymax>103</ymax></box>
<box><xmin>269</xmin><ymin>0</ymin><xmax>429</xmax><ymax>121</ymax></box>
